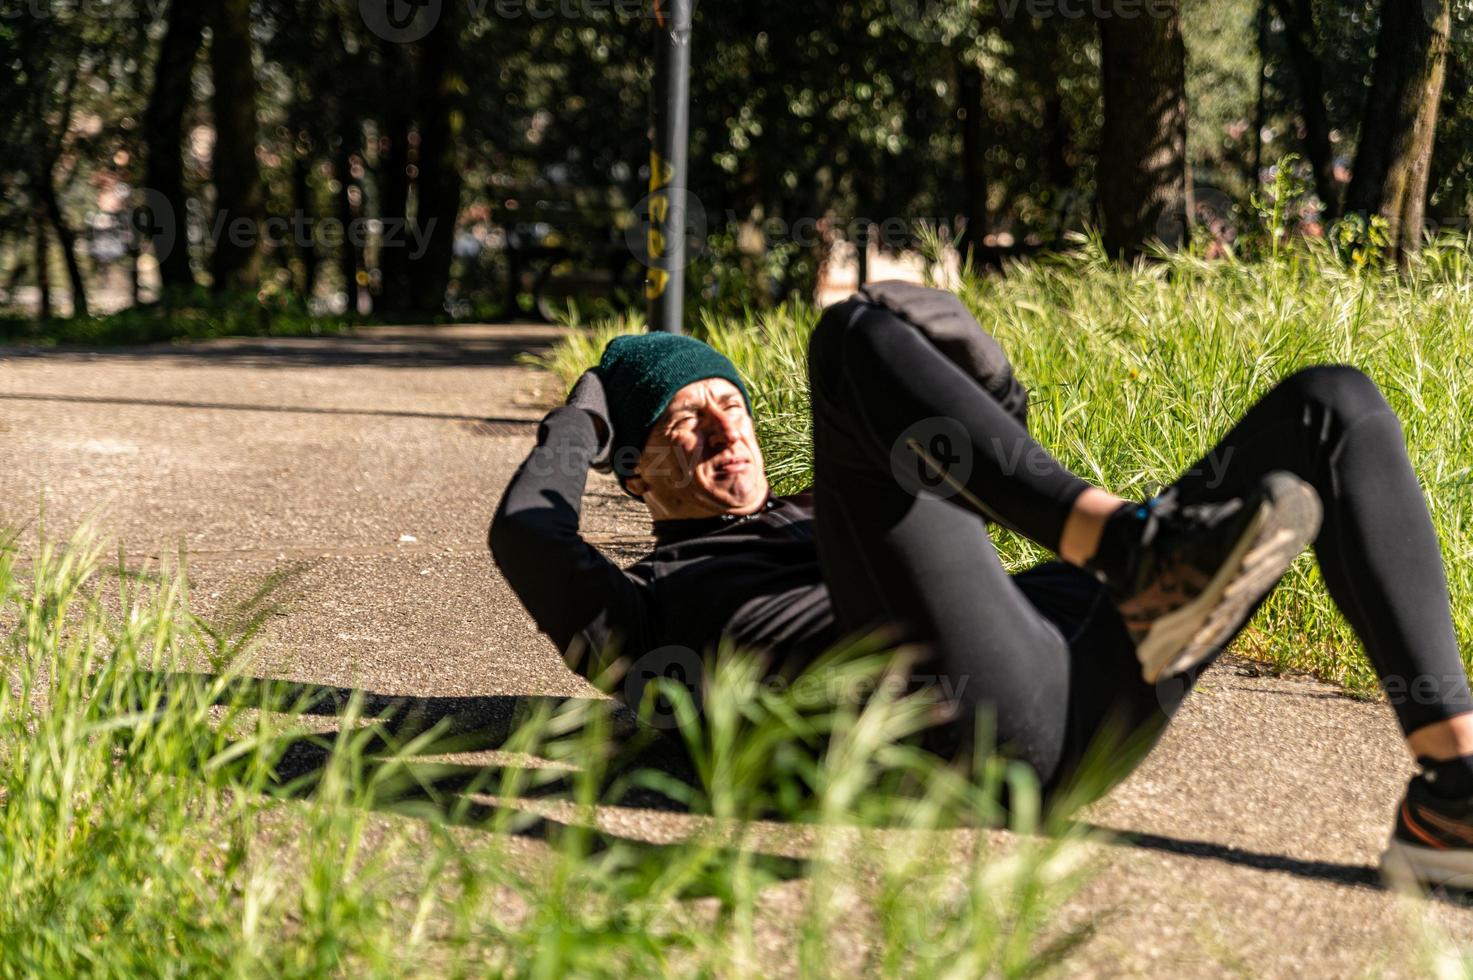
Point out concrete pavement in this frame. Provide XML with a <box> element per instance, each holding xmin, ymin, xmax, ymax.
<box><xmin>3</xmin><ymin>323</ymin><xmax>1471</xmax><ymax>976</ymax></box>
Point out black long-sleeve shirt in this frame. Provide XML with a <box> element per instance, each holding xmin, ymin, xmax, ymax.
<box><xmin>489</xmin><ymin>405</ymin><xmax>836</xmax><ymax>669</ymax></box>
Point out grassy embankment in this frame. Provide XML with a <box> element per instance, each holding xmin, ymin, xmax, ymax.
<box><xmin>537</xmin><ymin>236</ymin><xmax>1473</xmax><ymax>694</ymax></box>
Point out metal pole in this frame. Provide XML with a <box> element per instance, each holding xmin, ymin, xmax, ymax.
<box><xmin>646</xmin><ymin>0</ymin><xmax>692</xmax><ymax>333</ymax></box>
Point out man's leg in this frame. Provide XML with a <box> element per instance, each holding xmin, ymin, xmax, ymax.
<box><xmin>811</xmin><ymin>297</ymin><xmax>1097</xmax><ymax>552</ymax></box>
<box><xmin>806</xmin><ymin>298</ymin><xmax>1246</xmax><ymax>786</ymax></box>
<box><xmin>808</xmin><ymin>302</ymin><xmax>1087</xmax><ymax>782</ymax></box>
<box><xmin>1168</xmin><ymin>365</ymin><xmax>1473</xmax><ymax>741</ymax></box>
<box><xmin>810</xmin><ymin>296</ymin><xmax>1317</xmax><ymax>685</ymax></box>
<box><xmin>1161</xmin><ymin>366</ymin><xmax>1473</xmax><ymax>886</ymax></box>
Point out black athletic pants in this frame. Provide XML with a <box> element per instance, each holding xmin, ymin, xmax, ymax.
<box><xmin>808</xmin><ymin>300</ymin><xmax>1472</xmax><ymax>793</ymax></box>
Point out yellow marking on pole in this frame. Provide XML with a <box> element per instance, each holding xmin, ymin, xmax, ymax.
<box><xmin>649</xmin><ymin>150</ymin><xmax>674</xmax><ymax>189</ymax></box>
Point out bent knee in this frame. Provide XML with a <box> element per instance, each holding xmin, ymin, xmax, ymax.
<box><xmin>1274</xmin><ymin>364</ymin><xmax>1389</xmax><ymax>418</ymax></box>
<box><xmin>808</xmin><ymin>297</ymin><xmax>912</xmax><ymax>392</ymax></box>
<box><xmin>808</xmin><ymin>298</ymin><xmax>914</xmax><ymax>375</ymax></box>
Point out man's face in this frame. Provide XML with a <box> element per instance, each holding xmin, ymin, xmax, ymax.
<box><xmin>626</xmin><ymin>377</ymin><xmax>770</xmax><ymax>520</ymax></box>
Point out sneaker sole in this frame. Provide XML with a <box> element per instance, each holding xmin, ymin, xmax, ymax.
<box><xmin>1381</xmin><ymin>838</ymin><xmax>1473</xmax><ymax>891</ymax></box>
<box><xmin>1137</xmin><ymin>473</ymin><xmax>1323</xmax><ymax>683</ymax></box>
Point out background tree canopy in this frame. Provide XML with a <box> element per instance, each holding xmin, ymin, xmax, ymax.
<box><xmin>0</xmin><ymin>0</ymin><xmax>1468</xmax><ymax>325</ymax></box>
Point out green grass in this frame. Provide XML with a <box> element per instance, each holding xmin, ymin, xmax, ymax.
<box><xmin>534</xmin><ymin>234</ymin><xmax>1473</xmax><ymax>694</ymax></box>
<box><xmin>0</xmin><ymin>530</ymin><xmax>1098</xmax><ymax>976</ymax></box>
<box><xmin>17</xmin><ymin>231</ymin><xmax>1473</xmax><ymax>972</ymax></box>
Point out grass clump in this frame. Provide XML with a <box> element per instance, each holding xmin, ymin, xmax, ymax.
<box><xmin>0</xmin><ymin>531</ymin><xmax>1096</xmax><ymax>976</ymax></box>
<box><xmin>533</xmin><ymin>235</ymin><xmax>1473</xmax><ymax>693</ymax></box>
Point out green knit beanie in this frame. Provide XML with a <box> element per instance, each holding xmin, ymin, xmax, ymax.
<box><xmin>594</xmin><ymin>333</ymin><xmax>751</xmax><ymax>484</ymax></box>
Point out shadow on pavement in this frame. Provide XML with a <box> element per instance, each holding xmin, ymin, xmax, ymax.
<box><xmin>0</xmin><ymin>327</ymin><xmax>558</xmax><ymax>370</ymax></box>
<box><xmin>1086</xmin><ymin>824</ymin><xmax>1383</xmax><ymax>889</ymax></box>
<box><xmin>158</xmin><ymin>674</ymin><xmax>1396</xmax><ymax>892</ymax></box>
<box><xmin>162</xmin><ymin>673</ymin><xmax>702</xmax><ymax>841</ymax></box>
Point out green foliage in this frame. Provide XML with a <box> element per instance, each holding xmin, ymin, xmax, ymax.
<box><xmin>1330</xmin><ymin>212</ymin><xmax>1393</xmax><ymax>271</ymax></box>
<box><xmin>0</xmin><ymin>292</ymin><xmax>353</xmax><ymax>347</ymax></box>
<box><xmin>9</xmin><ymin>0</ymin><xmax>1473</xmax><ymax>319</ymax></box>
<box><xmin>1250</xmin><ymin>154</ymin><xmax>1312</xmax><ymax>259</ymax></box>
<box><xmin>537</xmin><ymin>241</ymin><xmax>1473</xmax><ymax>693</ymax></box>
<box><xmin>0</xmin><ymin>530</ymin><xmax>1097</xmax><ymax>975</ymax></box>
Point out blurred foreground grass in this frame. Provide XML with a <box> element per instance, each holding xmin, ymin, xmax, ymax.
<box><xmin>0</xmin><ymin>531</ymin><xmax>1094</xmax><ymax>976</ymax></box>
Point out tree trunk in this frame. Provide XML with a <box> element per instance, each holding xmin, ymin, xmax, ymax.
<box><xmin>1251</xmin><ymin>0</ymin><xmax>1269</xmax><ymax>186</ymax></box>
<box><xmin>129</xmin><ymin>236</ymin><xmax>142</xmax><ymax>306</ymax></box>
<box><xmin>290</xmin><ymin>136</ymin><xmax>319</xmax><ymax>303</ymax></box>
<box><xmin>335</xmin><ymin>140</ymin><xmax>361</xmax><ymax>316</ymax></box>
<box><xmin>406</xmin><ymin>6</ymin><xmax>464</xmax><ymax>314</ymax></box>
<box><xmin>1345</xmin><ymin>0</ymin><xmax>1451</xmax><ymax>263</ymax></box>
<box><xmin>33</xmin><ymin>207</ymin><xmax>51</xmax><ymax>323</ymax></box>
<box><xmin>377</xmin><ymin>42</ymin><xmax>414</xmax><ymax>313</ymax></box>
<box><xmin>1097</xmin><ymin>0</ymin><xmax>1188</xmax><ymax>258</ymax></box>
<box><xmin>957</xmin><ymin>58</ymin><xmax>993</xmax><ymax>270</ymax></box>
<box><xmin>1042</xmin><ymin>23</ymin><xmax>1073</xmax><ymax>220</ymax></box>
<box><xmin>1272</xmin><ymin>0</ymin><xmax>1340</xmax><ymax>218</ymax></box>
<box><xmin>39</xmin><ymin>176</ymin><xmax>89</xmax><ymax>318</ymax></box>
<box><xmin>206</xmin><ymin>0</ymin><xmax>263</xmax><ymax>292</ymax></box>
<box><xmin>142</xmin><ymin>0</ymin><xmax>204</xmax><ymax>294</ymax></box>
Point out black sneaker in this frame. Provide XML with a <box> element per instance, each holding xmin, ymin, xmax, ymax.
<box><xmin>1381</xmin><ymin>773</ymin><xmax>1473</xmax><ymax>890</ymax></box>
<box><xmin>1103</xmin><ymin>471</ymin><xmax>1322</xmax><ymax>683</ymax></box>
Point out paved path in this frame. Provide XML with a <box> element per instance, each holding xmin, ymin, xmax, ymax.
<box><xmin>2</xmin><ymin>325</ymin><xmax>1470</xmax><ymax>976</ymax></box>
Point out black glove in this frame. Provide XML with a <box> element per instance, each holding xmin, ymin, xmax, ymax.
<box><xmin>858</xmin><ymin>281</ymin><xmax>1029</xmax><ymax>428</ymax></box>
<box><xmin>565</xmin><ymin>370</ymin><xmax>614</xmax><ymax>472</ymax></box>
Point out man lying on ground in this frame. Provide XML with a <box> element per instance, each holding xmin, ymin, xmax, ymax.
<box><xmin>491</xmin><ymin>282</ymin><xmax>1473</xmax><ymax>889</ymax></box>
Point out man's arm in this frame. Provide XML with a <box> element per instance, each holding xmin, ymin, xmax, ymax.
<box><xmin>489</xmin><ymin>396</ymin><xmax>654</xmax><ymax>664</ymax></box>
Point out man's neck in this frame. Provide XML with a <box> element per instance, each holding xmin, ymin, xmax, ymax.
<box><xmin>651</xmin><ymin>496</ymin><xmax>779</xmax><ymax>545</ymax></box>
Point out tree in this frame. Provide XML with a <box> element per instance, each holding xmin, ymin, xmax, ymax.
<box><xmin>376</xmin><ymin>38</ymin><xmax>415</xmax><ymax>314</ymax></box>
<box><xmin>4</xmin><ymin>11</ymin><xmax>93</xmax><ymax>318</ymax></box>
<box><xmin>1344</xmin><ymin>0</ymin><xmax>1451</xmax><ymax>263</ymax></box>
<box><xmin>1270</xmin><ymin>0</ymin><xmax>1339</xmax><ymax>218</ymax></box>
<box><xmin>141</xmin><ymin>0</ymin><xmax>205</xmax><ymax>294</ymax></box>
<box><xmin>1097</xmin><ymin>1</ymin><xmax>1188</xmax><ymax>258</ymax></box>
<box><xmin>405</xmin><ymin>4</ymin><xmax>466</xmax><ymax>313</ymax></box>
<box><xmin>206</xmin><ymin>0</ymin><xmax>264</xmax><ymax>292</ymax></box>
<box><xmin>956</xmin><ymin>57</ymin><xmax>992</xmax><ymax>268</ymax></box>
